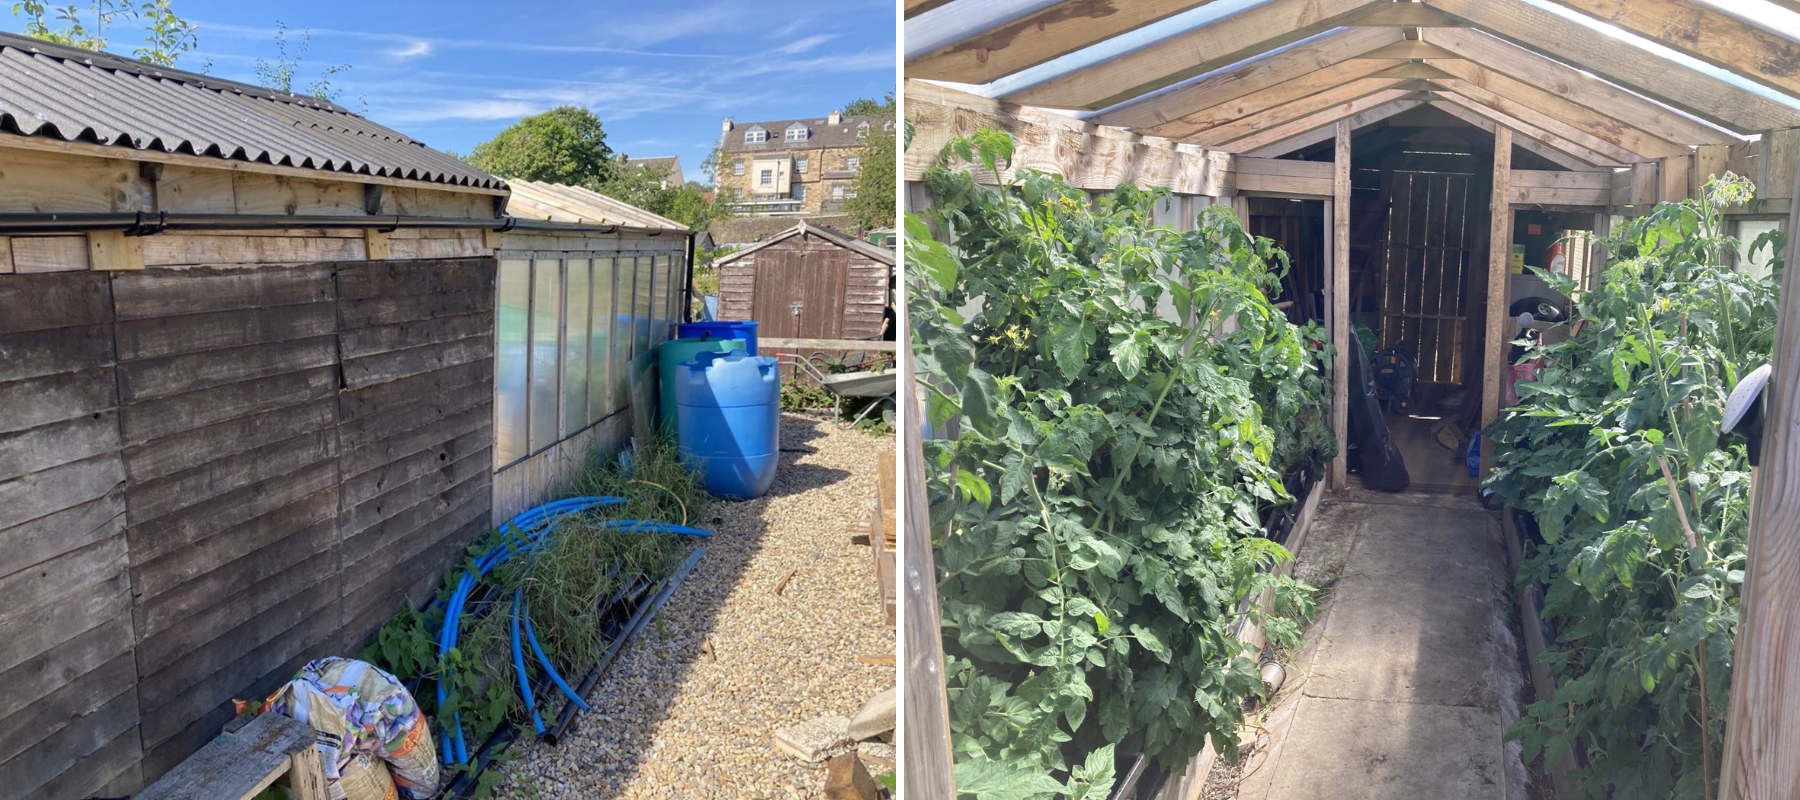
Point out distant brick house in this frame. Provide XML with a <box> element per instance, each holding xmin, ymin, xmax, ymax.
<box><xmin>715</xmin><ymin>111</ymin><xmax>892</xmax><ymax>215</ymax></box>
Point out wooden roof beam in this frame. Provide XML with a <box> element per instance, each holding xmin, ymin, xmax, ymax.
<box><xmin>1186</xmin><ymin>78</ymin><xmax>1416</xmax><ymax>147</ymax></box>
<box><xmin>1425</xmin><ymin>67</ymin><xmax>1691</xmax><ymax>158</ymax></box>
<box><xmin>1431</xmin><ymin>79</ymin><xmax>1660</xmax><ymax>163</ymax></box>
<box><xmin>1355</xmin><ymin>40</ymin><xmax>1462</xmax><ymax>60</ymax></box>
<box><xmin>907</xmin><ymin>0</ymin><xmax>1222</xmax><ymax>85</ymax></box>
<box><xmin>1421</xmin><ymin>0</ymin><xmax>1800</xmax><ymax>131</ymax></box>
<box><xmin>1242</xmin><ymin>97</ymin><xmax>1426</xmax><ymax>157</ymax></box>
<box><xmin>1003</xmin><ymin>0</ymin><xmax>1392</xmax><ymax>110</ymax></box>
<box><xmin>1429</xmin><ymin>94</ymin><xmax>1624</xmax><ymax>169</ymax></box>
<box><xmin>1214</xmin><ymin>87</ymin><xmax>1421</xmax><ymax>153</ymax></box>
<box><xmin>1548</xmin><ymin>0</ymin><xmax>1800</xmax><ymax>101</ymax></box>
<box><xmin>904</xmin><ymin>0</ymin><xmax>952</xmax><ymax>20</ymax></box>
<box><xmin>1135</xmin><ymin>58</ymin><xmax>1405</xmax><ymax>139</ymax></box>
<box><xmin>1092</xmin><ymin>26</ymin><xmax>1404</xmax><ymax>129</ymax></box>
<box><xmin>1422</xmin><ymin>27</ymin><xmax>1741</xmax><ymax>146</ymax></box>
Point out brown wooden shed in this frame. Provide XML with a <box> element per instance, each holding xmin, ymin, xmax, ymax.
<box><xmin>715</xmin><ymin>220</ymin><xmax>894</xmax><ymax>340</ymax></box>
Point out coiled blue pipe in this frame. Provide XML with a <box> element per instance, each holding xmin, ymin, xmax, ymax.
<box><xmin>434</xmin><ymin>496</ymin><xmax>711</xmax><ymax>765</ymax></box>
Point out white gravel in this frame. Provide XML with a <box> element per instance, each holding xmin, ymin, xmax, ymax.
<box><xmin>497</xmin><ymin>412</ymin><xmax>897</xmax><ymax>799</ymax></box>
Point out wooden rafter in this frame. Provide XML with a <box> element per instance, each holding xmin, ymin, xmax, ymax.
<box><xmin>1217</xmin><ymin>88</ymin><xmax>1419</xmax><ymax>153</ymax></box>
<box><xmin>1093</xmin><ymin>26</ymin><xmax>1404</xmax><ymax>129</ymax></box>
<box><xmin>1136</xmin><ymin>59</ymin><xmax>1405</xmax><ymax>139</ymax></box>
<box><xmin>1002</xmin><ymin>0</ymin><xmax>1389</xmax><ymax>110</ymax></box>
<box><xmin>1432</xmin><ymin>90</ymin><xmax>1637</xmax><ymax>166</ymax></box>
<box><xmin>1428</xmin><ymin>74</ymin><xmax>1688</xmax><ymax>160</ymax></box>
<box><xmin>1356</xmin><ymin>40</ymin><xmax>1463</xmax><ymax>60</ymax></box>
<box><xmin>1186</xmin><ymin>78</ymin><xmax>1413</xmax><ymax>147</ymax></box>
<box><xmin>1243</xmin><ymin>98</ymin><xmax>1425</xmax><ymax>157</ymax></box>
<box><xmin>1550</xmin><ymin>0</ymin><xmax>1800</xmax><ymax>100</ymax></box>
<box><xmin>1423</xmin><ymin>27</ymin><xmax>1740</xmax><ymax>146</ymax></box>
<box><xmin>1427</xmin><ymin>97</ymin><xmax>1614</xmax><ymax>170</ymax></box>
<box><xmin>1422</xmin><ymin>0</ymin><xmax>1800</xmax><ymax>131</ymax></box>
<box><xmin>906</xmin><ymin>0</ymin><xmax>1221</xmax><ymax>85</ymax></box>
<box><xmin>904</xmin><ymin>0</ymin><xmax>951</xmax><ymax>19</ymax></box>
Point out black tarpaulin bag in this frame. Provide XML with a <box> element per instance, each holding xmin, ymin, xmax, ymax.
<box><xmin>1348</xmin><ymin>341</ymin><xmax>1410</xmax><ymax>491</ymax></box>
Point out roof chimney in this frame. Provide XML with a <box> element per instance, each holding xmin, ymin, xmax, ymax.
<box><xmin>828</xmin><ymin>110</ymin><xmax>841</xmax><ymax>125</ymax></box>
<box><xmin>722</xmin><ymin>117</ymin><xmax>734</xmax><ymax>133</ymax></box>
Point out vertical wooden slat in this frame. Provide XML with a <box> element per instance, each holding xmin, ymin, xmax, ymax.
<box><xmin>1481</xmin><ymin>127</ymin><xmax>1515</xmax><ymax>475</ymax></box>
<box><xmin>1329</xmin><ymin>120</ymin><xmax>1351</xmax><ymax>490</ymax></box>
<box><xmin>901</xmin><ymin>343</ymin><xmax>954</xmax><ymax>798</ymax></box>
<box><xmin>1717</xmin><ymin>150</ymin><xmax>1800</xmax><ymax>800</ymax></box>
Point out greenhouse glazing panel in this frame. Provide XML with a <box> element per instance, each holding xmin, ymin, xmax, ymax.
<box><xmin>612</xmin><ymin>256</ymin><xmax>635</xmax><ymax>411</ymax></box>
<box><xmin>563</xmin><ymin>259</ymin><xmax>591</xmax><ymax>435</ymax></box>
<box><xmin>589</xmin><ymin>256</ymin><xmax>615</xmax><ymax>424</ymax></box>
<box><xmin>529</xmin><ymin>259</ymin><xmax>562</xmax><ymax>453</ymax></box>
<box><xmin>495</xmin><ymin>259</ymin><xmax>531</xmax><ymax>467</ymax></box>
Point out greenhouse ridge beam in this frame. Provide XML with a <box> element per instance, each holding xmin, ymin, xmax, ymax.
<box><xmin>1182</xmin><ymin>77</ymin><xmax>1416</xmax><ymax>147</ymax></box>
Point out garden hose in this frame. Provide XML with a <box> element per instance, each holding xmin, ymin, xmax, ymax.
<box><xmin>511</xmin><ymin>589</ymin><xmax>545</xmax><ymax>736</ymax></box>
<box><xmin>433</xmin><ymin>496</ymin><xmax>713</xmax><ymax>766</ymax></box>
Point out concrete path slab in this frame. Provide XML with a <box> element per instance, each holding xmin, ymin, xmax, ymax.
<box><xmin>1251</xmin><ymin>496</ymin><xmax>1530</xmax><ymax>800</ymax></box>
<box><xmin>1266</xmin><ymin>696</ymin><xmax>1506</xmax><ymax>800</ymax></box>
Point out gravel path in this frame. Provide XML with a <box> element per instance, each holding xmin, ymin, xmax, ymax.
<box><xmin>498</xmin><ymin>412</ymin><xmax>896</xmax><ymax>799</ymax></box>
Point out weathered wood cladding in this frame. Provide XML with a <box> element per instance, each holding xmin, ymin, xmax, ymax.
<box><xmin>0</xmin><ymin>273</ymin><xmax>141</xmax><ymax>800</ymax></box>
<box><xmin>0</xmin><ymin>257</ymin><xmax>497</xmax><ymax>797</ymax></box>
<box><xmin>718</xmin><ymin>231</ymin><xmax>890</xmax><ymax>340</ymax></box>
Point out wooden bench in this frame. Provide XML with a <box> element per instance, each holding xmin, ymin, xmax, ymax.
<box><xmin>137</xmin><ymin>712</ymin><xmax>327</xmax><ymax>800</ymax></box>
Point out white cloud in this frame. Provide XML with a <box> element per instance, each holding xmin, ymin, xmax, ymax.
<box><xmin>776</xmin><ymin>34</ymin><xmax>836</xmax><ymax>55</ymax></box>
<box><xmin>382</xmin><ymin>99</ymin><xmax>543</xmax><ymax>124</ymax></box>
<box><xmin>390</xmin><ymin>40</ymin><xmax>432</xmax><ymax>59</ymax></box>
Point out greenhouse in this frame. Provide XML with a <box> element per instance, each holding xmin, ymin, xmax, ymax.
<box><xmin>900</xmin><ymin>1</ymin><xmax>1800</xmax><ymax>798</ymax></box>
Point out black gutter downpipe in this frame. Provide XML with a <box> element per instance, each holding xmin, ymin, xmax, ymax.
<box><xmin>683</xmin><ymin>231</ymin><xmax>697</xmax><ymax>324</ymax></box>
<box><xmin>0</xmin><ymin>211</ymin><xmax>678</xmax><ymax>237</ymax></box>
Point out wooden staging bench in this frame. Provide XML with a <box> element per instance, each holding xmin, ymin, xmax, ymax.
<box><xmin>137</xmin><ymin>711</ymin><xmax>327</xmax><ymax>800</ymax></box>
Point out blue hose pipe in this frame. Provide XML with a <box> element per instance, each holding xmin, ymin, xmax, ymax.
<box><xmin>511</xmin><ymin>590</ymin><xmax>545</xmax><ymax>736</ymax></box>
<box><xmin>521</xmin><ymin>599</ymin><xmax>591</xmax><ymax>712</ymax></box>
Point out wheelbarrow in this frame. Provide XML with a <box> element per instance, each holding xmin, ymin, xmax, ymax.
<box><xmin>781</xmin><ymin>355</ymin><xmax>897</xmax><ymax>427</ymax></box>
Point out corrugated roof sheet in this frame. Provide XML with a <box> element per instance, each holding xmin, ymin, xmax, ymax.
<box><xmin>506</xmin><ymin>181</ymin><xmax>691</xmax><ymax>232</ymax></box>
<box><xmin>0</xmin><ymin>32</ymin><xmax>503</xmax><ymax>190</ymax></box>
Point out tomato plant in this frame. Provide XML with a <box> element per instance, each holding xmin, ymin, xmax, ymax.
<box><xmin>909</xmin><ymin>129</ymin><xmax>1331</xmax><ymax>798</ymax></box>
<box><xmin>1486</xmin><ymin>175</ymin><xmax>1781</xmax><ymax>799</ymax></box>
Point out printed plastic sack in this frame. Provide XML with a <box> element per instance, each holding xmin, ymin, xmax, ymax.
<box><xmin>1504</xmin><ymin>356</ymin><xmax>1546</xmax><ymax>408</ymax></box>
<box><xmin>338</xmin><ymin>755</ymin><xmax>398</xmax><ymax>800</ymax></box>
<box><xmin>264</xmin><ymin>657</ymin><xmax>440</xmax><ymax>800</ymax></box>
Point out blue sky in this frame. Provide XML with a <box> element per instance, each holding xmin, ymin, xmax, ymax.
<box><xmin>0</xmin><ymin>0</ymin><xmax>897</xmax><ymax>183</ymax></box>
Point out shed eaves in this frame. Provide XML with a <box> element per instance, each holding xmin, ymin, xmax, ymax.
<box><xmin>0</xmin><ymin>32</ymin><xmax>503</xmax><ymax>190</ymax></box>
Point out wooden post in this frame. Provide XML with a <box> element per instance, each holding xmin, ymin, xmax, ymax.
<box><xmin>1329</xmin><ymin>120</ymin><xmax>1351</xmax><ymax>490</ymax></box>
<box><xmin>901</xmin><ymin>341</ymin><xmax>955</xmax><ymax>798</ymax></box>
<box><xmin>1717</xmin><ymin>152</ymin><xmax>1800</xmax><ymax>800</ymax></box>
<box><xmin>1481</xmin><ymin>126</ymin><xmax>1515</xmax><ymax>475</ymax></box>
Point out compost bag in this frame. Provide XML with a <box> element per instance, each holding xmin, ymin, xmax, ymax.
<box><xmin>1346</xmin><ymin>340</ymin><xmax>1409</xmax><ymax>491</ymax></box>
<box><xmin>262</xmin><ymin>657</ymin><xmax>440</xmax><ymax>800</ymax></box>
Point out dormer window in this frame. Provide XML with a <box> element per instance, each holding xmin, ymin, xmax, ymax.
<box><xmin>744</xmin><ymin>127</ymin><xmax>767</xmax><ymax>144</ymax></box>
<box><xmin>857</xmin><ymin>121</ymin><xmax>871</xmax><ymax>138</ymax></box>
<box><xmin>785</xmin><ymin>123</ymin><xmax>809</xmax><ymax>142</ymax></box>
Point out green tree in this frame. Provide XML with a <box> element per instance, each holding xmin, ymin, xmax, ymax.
<box><xmin>468</xmin><ymin>106</ymin><xmax>619</xmax><ymax>187</ymax></box>
<box><xmin>594</xmin><ymin>160</ymin><xmax>722</xmax><ymax>230</ymax></box>
<box><xmin>253</xmin><ymin>21</ymin><xmax>351</xmax><ymax>101</ymax></box>
<box><xmin>847</xmin><ymin>125</ymin><xmax>896</xmax><ymax>231</ymax></box>
<box><xmin>843</xmin><ymin>92</ymin><xmax>896</xmax><ymax>117</ymax></box>
<box><xmin>11</xmin><ymin>0</ymin><xmax>196</xmax><ymax>65</ymax></box>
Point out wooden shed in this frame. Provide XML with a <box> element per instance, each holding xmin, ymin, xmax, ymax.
<box><xmin>716</xmin><ymin>220</ymin><xmax>894</xmax><ymax>341</ymax></box>
<box><xmin>904</xmin><ymin>0</ymin><xmax>1800</xmax><ymax>797</ymax></box>
<box><xmin>0</xmin><ymin>34</ymin><xmax>685</xmax><ymax>799</ymax></box>
<box><xmin>487</xmin><ymin>180</ymin><xmax>693</xmax><ymax>522</ymax></box>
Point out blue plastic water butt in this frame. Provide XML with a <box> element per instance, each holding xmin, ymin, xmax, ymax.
<box><xmin>678</xmin><ymin>320</ymin><xmax>759</xmax><ymax>354</ymax></box>
<box><xmin>657</xmin><ymin>337</ymin><xmax>745</xmax><ymax>431</ymax></box>
<box><xmin>675</xmin><ymin>350</ymin><xmax>780</xmax><ymax>499</ymax></box>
